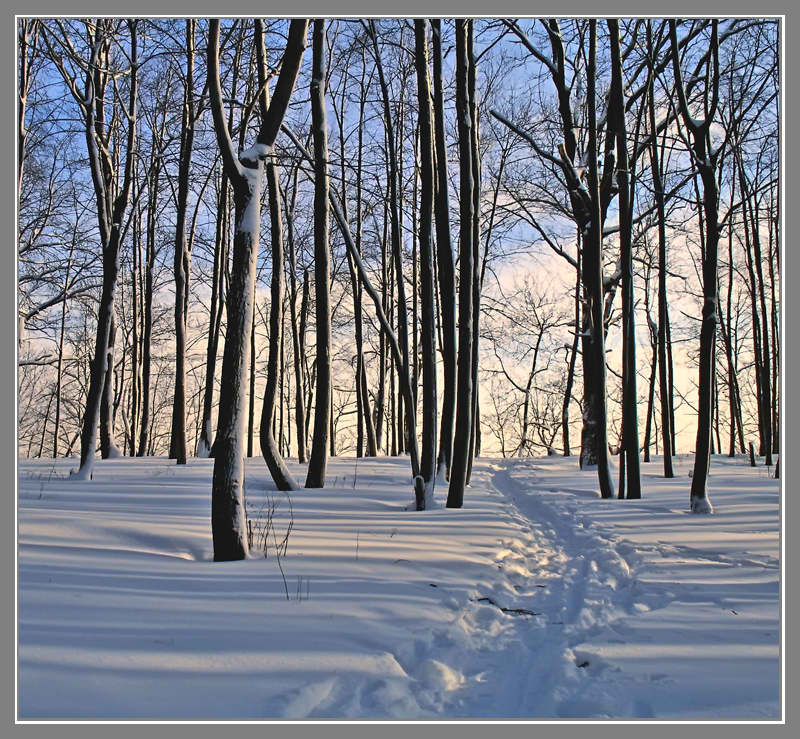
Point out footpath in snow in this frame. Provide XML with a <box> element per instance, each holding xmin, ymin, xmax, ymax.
<box><xmin>17</xmin><ymin>453</ymin><xmax>780</xmax><ymax>719</ymax></box>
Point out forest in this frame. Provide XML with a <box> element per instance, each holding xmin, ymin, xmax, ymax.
<box><xmin>17</xmin><ymin>16</ymin><xmax>781</xmax><ymax>720</ymax></box>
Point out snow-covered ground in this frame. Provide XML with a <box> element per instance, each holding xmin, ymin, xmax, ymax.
<box><xmin>17</xmin><ymin>453</ymin><xmax>780</xmax><ymax>720</ymax></box>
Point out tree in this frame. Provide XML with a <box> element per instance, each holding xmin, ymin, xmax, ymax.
<box><xmin>414</xmin><ymin>19</ymin><xmax>438</xmax><ymax>507</ymax></box>
<box><xmin>284</xmin><ymin>163</ymin><xmax>307</xmax><ymax>463</ymax></box>
<box><xmin>197</xmin><ymin>23</ymin><xmax>249</xmax><ymax>459</ymax></box>
<box><xmin>466</xmin><ymin>20</ymin><xmax>482</xmax><ymax>486</ymax></box>
<box><xmin>584</xmin><ymin>19</ymin><xmax>615</xmax><ymax>499</ymax></box>
<box><xmin>305</xmin><ymin>19</ymin><xmax>332</xmax><ymax>489</ymax></box>
<box><xmin>329</xmin><ymin>38</ymin><xmax>376</xmax><ymax>459</ymax></box>
<box><xmin>646</xmin><ymin>20</ymin><xmax>676</xmax><ymax>478</ymax></box>
<box><xmin>281</xmin><ymin>108</ymin><xmax>424</xmax><ymax>500</ymax></box>
<box><xmin>608</xmin><ymin>18</ymin><xmax>642</xmax><ymax>499</ymax></box>
<box><xmin>18</xmin><ymin>19</ymin><xmax>39</xmax><ymax>200</ymax></box>
<box><xmin>365</xmin><ymin>20</ymin><xmax>419</xmax><ymax>463</ymax></box>
<box><xmin>431</xmin><ymin>19</ymin><xmax>457</xmax><ymax>480</ymax></box>
<box><xmin>206</xmin><ymin>18</ymin><xmax>307</xmax><ymax>560</ymax></box>
<box><xmin>255</xmin><ymin>18</ymin><xmax>309</xmax><ymax>491</ymax></box>
<box><xmin>670</xmin><ymin>19</ymin><xmax>719</xmax><ymax>514</ymax></box>
<box><xmin>169</xmin><ymin>19</ymin><xmax>198</xmax><ymax>466</ymax></box>
<box><xmin>447</xmin><ymin>20</ymin><xmax>475</xmax><ymax>509</ymax></box>
<box><xmin>44</xmin><ymin>19</ymin><xmax>139</xmax><ymax>480</ymax></box>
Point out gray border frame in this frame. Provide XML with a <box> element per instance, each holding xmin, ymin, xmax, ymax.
<box><xmin>4</xmin><ymin>2</ymin><xmax>794</xmax><ymax>737</ymax></box>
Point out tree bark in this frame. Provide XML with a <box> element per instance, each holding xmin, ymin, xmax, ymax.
<box><xmin>252</xmin><ymin>18</ymin><xmax>308</xmax><ymax>491</ymax></box>
<box><xmin>197</xmin><ymin>173</ymin><xmax>229</xmax><ymax>457</ymax></box>
<box><xmin>368</xmin><ymin>20</ymin><xmax>414</xmax><ymax>464</ymax></box>
<box><xmin>562</xmin><ymin>237</ymin><xmax>581</xmax><ymax>456</ymax></box>
<box><xmin>447</xmin><ymin>20</ymin><xmax>475</xmax><ymax>509</ymax></box>
<box><xmin>466</xmin><ymin>20</ymin><xmax>482</xmax><ymax>487</ymax></box>
<box><xmin>584</xmin><ymin>19</ymin><xmax>615</xmax><ymax>499</ymax></box>
<box><xmin>414</xmin><ymin>19</ymin><xmax>438</xmax><ymax>508</ymax></box>
<box><xmin>609</xmin><ymin>18</ymin><xmax>641</xmax><ymax>499</ymax></box>
<box><xmin>646</xmin><ymin>23</ymin><xmax>675</xmax><ymax>476</ymax></box>
<box><xmin>305</xmin><ymin>19</ymin><xmax>332</xmax><ymax>489</ymax></box>
<box><xmin>671</xmin><ymin>19</ymin><xmax>719</xmax><ymax>513</ymax></box>
<box><xmin>99</xmin><ymin>312</ymin><xmax>120</xmax><ymax>458</ymax></box>
<box><xmin>137</xmin><ymin>142</ymin><xmax>161</xmax><ymax>457</ymax></box>
<box><xmin>169</xmin><ymin>19</ymin><xmax>196</xmax><ymax>466</ymax></box>
<box><xmin>207</xmin><ymin>18</ymin><xmax>308</xmax><ymax>558</ymax></box>
<box><xmin>431</xmin><ymin>19</ymin><xmax>457</xmax><ymax>479</ymax></box>
<box><xmin>285</xmin><ymin>171</ymin><xmax>306</xmax><ymax>463</ymax></box>
<box><xmin>65</xmin><ymin>20</ymin><xmax>137</xmax><ymax>480</ymax></box>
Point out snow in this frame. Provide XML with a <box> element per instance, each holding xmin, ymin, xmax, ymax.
<box><xmin>690</xmin><ymin>494</ymin><xmax>714</xmax><ymax>514</ymax></box>
<box><xmin>239</xmin><ymin>142</ymin><xmax>269</xmax><ymax>166</ymax></box>
<box><xmin>236</xmin><ymin>166</ymin><xmax>262</xmax><ymax>241</ymax></box>
<box><xmin>106</xmin><ymin>444</ymin><xmax>122</xmax><ymax>459</ymax></box>
<box><xmin>17</xmin><ymin>453</ymin><xmax>779</xmax><ymax>720</ymax></box>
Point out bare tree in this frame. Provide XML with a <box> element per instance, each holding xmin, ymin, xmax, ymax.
<box><xmin>255</xmin><ymin>17</ymin><xmax>309</xmax><ymax>491</ymax></box>
<box><xmin>670</xmin><ymin>19</ymin><xmax>719</xmax><ymax>513</ymax></box>
<box><xmin>169</xmin><ymin>19</ymin><xmax>197</xmax><ymax>465</ymax></box>
<box><xmin>18</xmin><ymin>19</ymin><xmax>39</xmax><ymax>200</ymax></box>
<box><xmin>646</xmin><ymin>20</ymin><xmax>676</xmax><ymax>477</ymax></box>
<box><xmin>414</xmin><ymin>19</ymin><xmax>438</xmax><ymax>507</ymax></box>
<box><xmin>305</xmin><ymin>19</ymin><xmax>332</xmax><ymax>489</ymax></box>
<box><xmin>608</xmin><ymin>18</ymin><xmax>641</xmax><ymax>499</ymax></box>
<box><xmin>206</xmin><ymin>18</ymin><xmax>307</xmax><ymax>560</ymax></box>
<box><xmin>44</xmin><ymin>19</ymin><xmax>139</xmax><ymax>479</ymax></box>
<box><xmin>431</xmin><ymin>19</ymin><xmax>457</xmax><ymax>479</ymax></box>
<box><xmin>584</xmin><ymin>19</ymin><xmax>615</xmax><ymax>499</ymax></box>
<box><xmin>447</xmin><ymin>20</ymin><xmax>475</xmax><ymax>509</ymax></box>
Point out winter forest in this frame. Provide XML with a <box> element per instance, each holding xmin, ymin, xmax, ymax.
<box><xmin>17</xmin><ymin>17</ymin><xmax>781</xmax><ymax>721</ymax></box>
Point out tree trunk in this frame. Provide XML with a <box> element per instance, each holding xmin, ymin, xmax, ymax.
<box><xmin>355</xmin><ymin>56</ymin><xmax>377</xmax><ymax>458</ymax></box>
<box><xmin>100</xmin><ymin>312</ymin><xmax>120</xmax><ymax>459</ymax></box>
<box><xmin>305</xmin><ymin>19</ymin><xmax>332</xmax><ymax>489</ymax></box>
<box><xmin>431</xmin><ymin>21</ymin><xmax>456</xmax><ymax>479</ymax></box>
<box><xmin>259</xmin><ymin>156</ymin><xmax>298</xmax><ymax>489</ymax></box>
<box><xmin>53</xmin><ymin>243</ymin><xmax>74</xmax><ymax>458</ymax></box>
<box><xmin>138</xmin><ymin>156</ymin><xmax>159</xmax><ymax>457</ymax></box>
<box><xmin>207</xmin><ymin>18</ymin><xmax>308</xmax><ymax>559</ymax></box>
<box><xmin>252</xmin><ymin>17</ymin><xmax>306</xmax><ymax>491</ymax></box>
<box><xmin>584</xmin><ymin>19</ymin><xmax>615</xmax><ymax>499</ymax></box>
<box><xmin>466</xmin><ymin>20</ymin><xmax>481</xmax><ymax>487</ymax></box>
<box><xmin>210</xmin><ymin>187</ymin><xmax>257</xmax><ymax>560</ymax></box>
<box><xmin>73</xmin><ymin>21</ymin><xmax>137</xmax><ymax>480</ymax></box>
<box><xmin>671</xmin><ymin>19</ymin><xmax>719</xmax><ymax>513</ymax></box>
<box><xmin>169</xmin><ymin>19</ymin><xmax>196</xmax><ymax>466</ymax></box>
<box><xmin>447</xmin><ymin>20</ymin><xmax>475</xmax><ymax>509</ymax></box>
<box><xmin>647</xmin><ymin>24</ymin><xmax>673</xmax><ymax>477</ymax></box>
<box><xmin>248</xmin><ymin>316</ymin><xmax>256</xmax><ymax>457</ymax></box>
<box><xmin>608</xmin><ymin>18</ymin><xmax>641</xmax><ymax>499</ymax></box>
<box><xmin>744</xmin><ymin>168</ymin><xmax>773</xmax><ymax>466</ymax></box>
<box><xmin>197</xmin><ymin>173</ymin><xmax>229</xmax><ymax>457</ymax></box>
<box><xmin>285</xmin><ymin>173</ymin><xmax>306</xmax><ymax>463</ymax></box>
<box><xmin>300</xmin><ymin>270</ymin><xmax>313</xmax><ymax>448</ymax></box>
<box><xmin>375</xmin><ymin>197</ymin><xmax>389</xmax><ymax>454</ymax></box>
<box><xmin>369</xmin><ymin>20</ymin><xmax>414</xmax><ymax>464</ymax></box>
<box><xmin>562</xmin><ymin>239</ymin><xmax>581</xmax><ymax>456</ymax></box>
<box><xmin>414</xmin><ymin>19</ymin><xmax>438</xmax><ymax>508</ymax></box>
<box><xmin>643</xmin><ymin>308</ymin><xmax>658</xmax><ymax>463</ymax></box>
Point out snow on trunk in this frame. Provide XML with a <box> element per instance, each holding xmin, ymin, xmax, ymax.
<box><xmin>210</xmin><ymin>158</ymin><xmax>265</xmax><ymax>561</ymax></box>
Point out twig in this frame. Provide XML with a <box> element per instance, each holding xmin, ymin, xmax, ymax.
<box><xmin>476</xmin><ymin>596</ymin><xmax>539</xmax><ymax>616</ymax></box>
